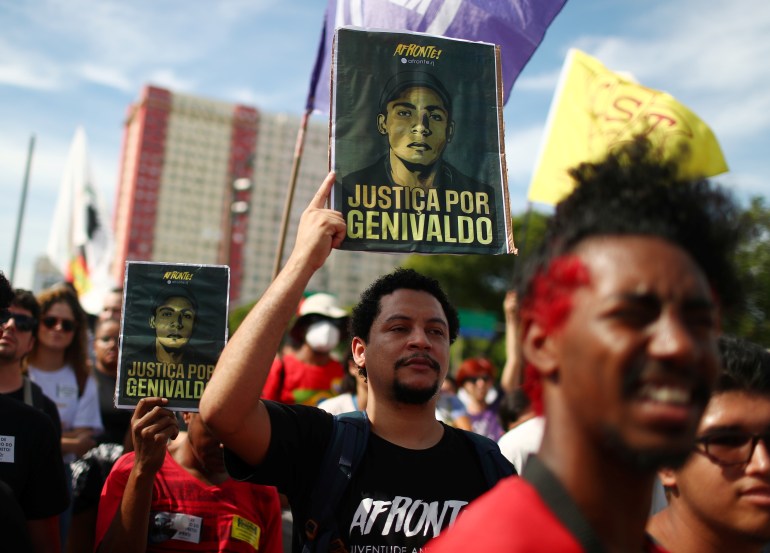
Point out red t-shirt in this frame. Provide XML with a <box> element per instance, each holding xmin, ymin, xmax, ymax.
<box><xmin>262</xmin><ymin>353</ymin><xmax>344</xmax><ymax>405</ymax></box>
<box><xmin>96</xmin><ymin>451</ymin><xmax>283</xmax><ymax>552</ymax></box>
<box><xmin>428</xmin><ymin>476</ymin><xmax>669</xmax><ymax>552</ymax></box>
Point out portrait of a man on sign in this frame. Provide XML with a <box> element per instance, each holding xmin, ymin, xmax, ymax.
<box><xmin>331</xmin><ymin>28</ymin><xmax>514</xmax><ymax>255</ymax></box>
<box><xmin>116</xmin><ymin>262</ymin><xmax>229</xmax><ymax>411</ymax></box>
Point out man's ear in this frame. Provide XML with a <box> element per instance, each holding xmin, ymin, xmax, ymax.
<box><xmin>521</xmin><ymin>317</ymin><xmax>559</xmax><ymax>380</ymax></box>
<box><xmin>377</xmin><ymin>114</ymin><xmax>388</xmax><ymax>136</ymax></box>
<box><xmin>352</xmin><ymin>336</ymin><xmax>366</xmax><ymax>368</ymax></box>
<box><xmin>447</xmin><ymin>120</ymin><xmax>455</xmax><ymax>143</ymax></box>
<box><xmin>658</xmin><ymin>467</ymin><xmax>677</xmax><ymax>489</ymax></box>
<box><xmin>149</xmin><ymin>316</ymin><xmax>156</xmax><ymax>329</ymax></box>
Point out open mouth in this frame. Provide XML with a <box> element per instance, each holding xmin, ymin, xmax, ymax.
<box><xmin>637</xmin><ymin>383</ymin><xmax>691</xmax><ymax>405</ymax></box>
<box><xmin>629</xmin><ymin>375</ymin><xmax>709</xmax><ymax>429</ymax></box>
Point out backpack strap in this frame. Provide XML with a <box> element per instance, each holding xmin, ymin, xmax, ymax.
<box><xmin>22</xmin><ymin>374</ymin><xmax>33</xmax><ymax>407</ymax></box>
<box><xmin>462</xmin><ymin>429</ymin><xmax>517</xmax><ymax>487</ymax></box>
<box><xmin>303</xmin><ymin>410</ymin><xmax>370</xmax><ymax>553</ymax></box>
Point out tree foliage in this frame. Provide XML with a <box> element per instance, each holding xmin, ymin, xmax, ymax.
<box><xmin>401</xmin><ymin>210</ymin><xmax>550</xmax><ymax>314</ymax></box>
<box><xmin>724</xmin><ymin>196</ymin><xmax>770</xmax><ymax>346</ymax></box>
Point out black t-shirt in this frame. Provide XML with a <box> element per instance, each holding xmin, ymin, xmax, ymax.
<box><xmin>0</xmin><ymin>395</ymin><xmax>69</xmax><ymax>519</ymax></box>
<box><xmin>226</xmin><ymin>401</ymin><xmax>491</xmax><ymax>552</ymax></box>
<box><xmin>93</xmin><ymin>369</ymin><xmax>132</xmax><ymax>445</ymax></box>
<box><xmin>0</xmin><ymin>480</ymin><xmax>33</xmax><ymax>552</ymax></box>
<box><xmin>4</xmin><ymin>378</ymin><xmax>62</xmax><ymax>440</ymax></box>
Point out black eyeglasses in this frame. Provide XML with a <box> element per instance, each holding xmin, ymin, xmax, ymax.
<box><xmin>42</xmin><ymin>316</ymin><xmax>76</xmax><ymax>332</ymax></box>
<box><xmin>0</xmin><ymin>310</ymin><xmax>37</xmax><ymax>332</ymax></box>
<box><xmin>695</xmin><ymin>431</ymin><xmax>770</xmax><ymax>467</ymax></box>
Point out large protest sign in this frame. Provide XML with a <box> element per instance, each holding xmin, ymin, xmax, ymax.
<box><xmin>331</xmin><ymin>27</ymin><xmax>515</xmax><ymax>255</ymax></box>
<box><xmin>115</xmin><ymin>262</ymin><xmax>230</xmax><ymax>411</ymax></box>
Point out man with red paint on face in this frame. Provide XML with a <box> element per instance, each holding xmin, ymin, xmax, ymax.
<box><xmin>429</xmin><ymin>138</ymin><xmax>745</xmax><ymax>553</ymax></box>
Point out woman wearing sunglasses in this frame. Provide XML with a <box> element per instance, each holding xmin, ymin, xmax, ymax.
<box><xmin>27</xmin><ymin>285</ymin><xmax>104</xmax><ymax>548</ymax></box>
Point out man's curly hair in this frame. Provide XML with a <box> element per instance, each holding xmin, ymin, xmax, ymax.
<box><xmin>518</xmin><ymin>137</ymin><xmax>744</xmax><ymax>311</ymax></box>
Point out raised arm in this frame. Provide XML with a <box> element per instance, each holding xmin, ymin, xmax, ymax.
<box><xmin>199</xmin><ymin>172</ymin><xmax>346</xmax><ymax>464</ymax></box>
<box><xmin>498</xmin><ymin>291</ymin><xmax>521</xmax><ymax>394</ymax></box>
<box><xmin>96</xmin><ymin>398</ymin><xmax>179</xmax><ymax>553</ymax></box>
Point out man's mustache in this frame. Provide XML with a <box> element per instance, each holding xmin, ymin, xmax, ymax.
<box><xmin>394</xmin><ymin>353</ymin><xmax>440</xmax><ymax>372</ymax></box>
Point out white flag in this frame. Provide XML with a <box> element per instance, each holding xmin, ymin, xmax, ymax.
<box><xmin>47</xmin><ymin>127</ymin><xmax>115</xmax><ymax>314</ymax></box>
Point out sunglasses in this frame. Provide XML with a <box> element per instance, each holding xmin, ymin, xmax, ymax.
<box><xmin>695</xmin><ymin>431</ymin><xmax>770</xmax><ymax>467</ymax></box>
<box><xmin>0</xmin><ymin>310</ymin><xmax>37</xmax><ymax>332</ymax></box>
<box><xmin>42</xmin><ymin>316</ymin><xmax>77</xmax><ymax>332</ymax></box>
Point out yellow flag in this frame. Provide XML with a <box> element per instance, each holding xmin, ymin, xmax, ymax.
<box><xmin>527</xmin><ymin>49</ymin><xmax>728</xmax><ymax>206</ymax></box>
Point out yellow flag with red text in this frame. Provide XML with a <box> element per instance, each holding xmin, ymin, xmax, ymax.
<box><xmin>527</xmin><ymin>49</ymin><xmax>728</xmax><ymax>206</ymax></box>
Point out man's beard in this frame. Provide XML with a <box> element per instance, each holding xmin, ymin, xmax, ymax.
<box><xmin>393</xmin><ymin>378</ymin><xmax>440</xmax><ymax>405</ymax></box>
<box><xmin>392</xmin><ymin>353</ymin><xmax>441</xmax><ymax>405</ymax></box>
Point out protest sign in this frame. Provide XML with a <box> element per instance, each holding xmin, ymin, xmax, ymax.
<box><xmin>115</xmin><ymin>262</ymin><xmax>230</xmax><ymax>411</ymax></box>
<box><xmin>331</xmin><ymin>27</ymin><xmax>515</xmax><ymax>255</ymax></box>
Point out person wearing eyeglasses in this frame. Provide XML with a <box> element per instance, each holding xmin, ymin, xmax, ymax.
<box><xmin>0</xmin><ymin>273</ymin><xmax>70</xmax><ymax>553</ymax></box>
<box><xmin>27</xmin><ymin>285</ymin><xmax>104</xmax><ymax>463</ymax></box>
<box><xmin>648</xmin><ymin>335</ymin><xmax>770</xmax><ymax>553</ymax></box>
<box><xmin>0</xmin><ymin>289</ymin><xmax>62</xmax><ymax>436</ymax></box>
<box><xmin>27</xmin><ymin>285</ymin><xmax>104</xmax><ymax>549</ymax></box>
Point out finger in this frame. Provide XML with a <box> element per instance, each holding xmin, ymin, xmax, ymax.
<box><xmin>135</xmin><ymin>406</ymin><xmax>177</xmax><ymax>430</ymax></box>
<box><xmin>308</xmin><ymin>172</ymin><xmax>336</xmax><ymax>209</ymax></box>
<box><xmin>133</xmin><ymin>397</ymin><xmax>168</xmax><ymax>420</ymax></box>
<box><xmin>137</xmin><ymin>416</ymin><xmax>179</xmax><ymax>442</ymax></box>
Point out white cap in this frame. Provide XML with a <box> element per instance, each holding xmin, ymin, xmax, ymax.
<box><xmin>298</xmin><ymin>293</ymin><xmax>347</xmax><ymax>319</ymax></box>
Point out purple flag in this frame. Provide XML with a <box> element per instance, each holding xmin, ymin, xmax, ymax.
<box><xmin>306</xmin><ymin>0</ymin><xmax>568</xmax><ymax>112</ymax></box>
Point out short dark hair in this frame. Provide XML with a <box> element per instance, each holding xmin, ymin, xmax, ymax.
<box><xmin>0</xmin><ymin>272</ymin><xmax>12</xmax><ymax>310</ymax></box>
<box><xmin>715</xmin><ymin>335</ymin><xmax>770</xmax><ymax>395</ymax></box>
<box><xmin>11</xmin><ymin>289</ymin><xmax>40</xmax><ymax>336</ymax></box>
<box><xmin>517</xmin><ymin>138</ymin><xmax>744</xmax><ymax>312</ymax></box>
<box><xmin>150</xmin><ymin>286</ymin><xmax>198</xmax><ymax>316</ymax></box>
<box><xmin>379</xmin><ymin>71</ymin><xmax>452</xmax><ymax>118</ymax></box>
<box><xmin>350</xmin><ymin>268</ymin><xmax>459</xmax><ymax>345</ymax></box>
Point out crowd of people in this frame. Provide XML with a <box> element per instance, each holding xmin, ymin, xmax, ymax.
<box><xmin>1</xmin><ymin>138</ymin><xmax>769</xmax><ymax>552</ymax></box>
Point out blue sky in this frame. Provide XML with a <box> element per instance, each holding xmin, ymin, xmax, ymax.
<box><xmin>2</xmin><ymin>0</ymin><xmax>768</xmax><ymax>289</ymax></box>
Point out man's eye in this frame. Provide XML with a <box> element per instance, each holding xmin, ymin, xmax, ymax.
<box><xmin>397</xmin><ymin>109</ymin><xmax>411</xmax><ymax>117</ymax></box>
<box><xmin>612</xmin><ymin>307</ymin><xmax>657</xmax><ymax>327</ymax></box>
<box><xmin>428</xmin><ymin>328</ymin><xmax>445</xmax><ymax>337</ymax></box>
<box><xmin>430</xmin><ymin>113</ymin><xmax>444</xmax><ymax>122</ymax></box>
